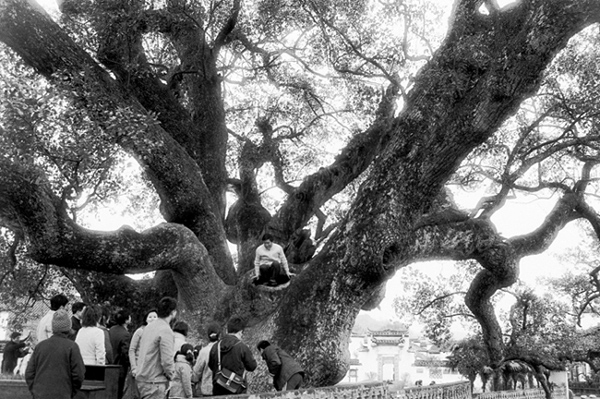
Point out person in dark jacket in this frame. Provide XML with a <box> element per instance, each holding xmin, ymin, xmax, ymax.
<box><xmin>208</xmin><ymin>316</ymin><xmax>257</xmax><ymax>396</ymax></box>
<box><xmin>25</xmin><ymin>309</ymin><xmax>86</xmax><ymax>399</ymax></box>
<box><xmin>68</xmin><ymin>301</ymin><xmax>87</xmax><ymax>340</ymax></box>
<box><xmin>256</xmin><ymin>340</ymin><xmax>304</xmax><ymax>391</ymax></box>
<box><xmin>109</xmin><ymin>309</ymin><xmax>132</xmax><ymax>399</ymax></box>
<box><xmin>1</xmin><ymin>331</ymin><xmax>30</xmax><ymax>374</ymax></box>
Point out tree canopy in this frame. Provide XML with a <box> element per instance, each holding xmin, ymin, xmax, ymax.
<box><xmin>2</xmin><ymin>0</ymin><xmax>600</xmax><ymax>389</ymax></box>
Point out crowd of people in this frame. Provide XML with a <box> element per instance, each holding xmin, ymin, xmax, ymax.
<box><xmin>5</xmin><ymin>291</ymin><xmax>304</xmax><ymax>399</ymax></box>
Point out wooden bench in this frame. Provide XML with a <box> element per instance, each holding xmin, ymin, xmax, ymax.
<box><xmin>74</xmin><ymin>364</ymin><xmax>121</xmax><ymax>399</ymax></box>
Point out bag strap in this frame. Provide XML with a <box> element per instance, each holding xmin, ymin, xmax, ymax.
<box><xmin>217</xmin><ymin>340</ymin><xmax>245</xmax><ymax>379</ymax></box>
<box><xmin>217</xmin><ymin>341</ymin><xmax>222</xmax><ymax>371</ymax></box>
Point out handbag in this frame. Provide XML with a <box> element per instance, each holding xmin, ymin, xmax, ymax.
<box><xmin>214</xmin><ymin>341</ymin><xmax>246</xmax><ymax>394</ymax></box>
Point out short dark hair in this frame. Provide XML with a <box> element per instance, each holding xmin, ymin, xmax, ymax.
<box><xmin>10</xmin><ymin>332</ymin><xmax>21</xmax><ymax>340</ymax></box>
<box><xmin>114</xmin><ymin>309</ymin><xmax>130</xmax><ymax>325</ymax></box>
<box><xmin>72</xmin><ymin>302</ymin><xmax>86</xmax><ymax>314</ymax></box>
<box><xmin>206</xmin><ymin>322</ymin><xmax>221</xmax><ymax>342</ymax></box>
<box><xmin>157</xmin><ymin>297</ymin><xmax>178</xmax><ymax>318</ymax></box>
<box><xmin>142</xmin><ymin>309</ymin><xmax>158</xmax><ymax>326</ymax></box>
<box><xmin>262</xmin><ymin>233</ymin><xmax>273</xmax><ymax>241</ymax></box>
<box><xmin>173</xmin><ymin>321</ymin><xmax>189</xmax><ymax>336</ymax></box>
<box><xmin>177</xmin><ymin>343</ymin><xmax>195</xmax><ymax>363</ymax></box>
<box><xmin>50</xmin><ymin>294</ymin><xmax>69</xmax><ymax>311</ymax></box>
<box><xmin>257</xmin><ymin>340</ymin><xmax>271</xmax><ymax>351</ymax></box>
<box><xmin>227</xmin><ymin>316</ymin><xmax>246</xmax><ymax>334</ymax></box>
<box><xmin>81</xmin><ymin>305</ymin><xmax>101</xmax><ymax>327</ymax></box>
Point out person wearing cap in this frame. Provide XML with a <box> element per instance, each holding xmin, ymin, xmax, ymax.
<box><xmin>1</xmin><ymin>331</ymin><xmax>30</xmax><ymax>374</ymax></box>
<box><xmin>26</xmin><ymin>309</ymin><xmax>86</xmax><ymax>399</ymax></box>
<box><xmin>192</xmin><ymin>322</ymin><xmax>221</xmax><ymax>396</ymax></box>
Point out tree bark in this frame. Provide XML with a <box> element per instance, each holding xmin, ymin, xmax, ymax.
<box><xmin>1</xmin><ymin>0</ymin><xmax>600</xmax><ymax>388</ymax></box>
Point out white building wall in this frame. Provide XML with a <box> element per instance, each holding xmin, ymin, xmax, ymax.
<box><xmin>343</xmin><ymin>335</ymin><xmax>466</xmax><ymax>387</ymax></box>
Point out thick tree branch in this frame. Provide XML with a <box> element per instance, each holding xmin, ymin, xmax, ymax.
<box><xmin>0</xmin><ymin>158</ymin><xmax>226</xmax><ymax>315</ymax></box>
<box><xmin>268</xmin><ymin>83</ymin><xmax>400</xmax><ymax>240</ymax></box>
<box><xmin>0</xmin><ymin>0</ymin><xmax>236</xmax><ymax>283</ymax></box>
<box><xmin>214</xmin><ymin>0</ymin><xmax>241</xmax><ymax>53</ymax></box>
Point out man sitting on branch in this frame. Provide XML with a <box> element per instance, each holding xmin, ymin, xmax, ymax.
<box><xmin>253</xmin><ymin>233</ymin><xmax>291</xmax><ymax>287</ymax></box>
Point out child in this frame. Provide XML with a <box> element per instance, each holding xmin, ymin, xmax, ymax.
<box><xmin>170</xmin><ymin>343</ymin><xmax>195</xmax><ymax>399</ymax></box>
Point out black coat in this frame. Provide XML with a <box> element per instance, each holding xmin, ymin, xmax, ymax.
<box><xmin>109</xmin><ymin>324</ymin><xmax>131</xmax><ymax>367</ymax></box>
<box><xmin>261</xmin><ymin>345</ymin><xmax>304</xmax><ymax>391</ymax></box>
<box><xmin>25</xmin><ymin>332</ymin><xmax>86</xmax><ymax>399</ymax></box>
<box><xmin>1</xmin><ymin>340</ymin><xmax>27</xmax><ymax>374</ymax></box>
<box><xmin>208</xmin><ymin>334</ymin><xmax>257</xmax><ymax>393</ymax></box>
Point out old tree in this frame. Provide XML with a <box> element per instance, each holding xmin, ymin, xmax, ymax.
<box><xmin>2</xmin><ymin>0</ymin><xmax>600</xmax><ymax>387</ymax></box>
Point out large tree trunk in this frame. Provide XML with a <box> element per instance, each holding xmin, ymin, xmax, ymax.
<box><xmin>1</xmin><ymin>0</ymin><xmax>600</xmax><ymax>388</ymax></box>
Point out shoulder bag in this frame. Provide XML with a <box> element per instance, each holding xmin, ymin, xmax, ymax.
<box><xmin>214</xmin><ymin>341</ymin><xmax>246</xmax><ymax>394</ymax></box>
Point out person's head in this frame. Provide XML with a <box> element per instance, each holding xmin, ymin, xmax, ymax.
<box><xmin>52</xmin><ymin>309</ymin><xmax>72</xmax><ymax>334</ymax></box>
<box><xmin>156</xmin><ymin>297</ymin><xmax>178</xmax><ymax>320</ymax></box>
<box><xmin>143</xmin><ymin>309</ymin><xmax>158</xmax><ymax>325</ymax></box>
<box><xmin>206</xmin><ymin>322</ymin><xmax>221</xmax><ymax>342</ymax></box>
<box><xmin>72</xmin><ymin>302</ymin><xmax>87</xmax><ymax>318</ymax></box>
<box><xmin>177</xmin><ymin>343</ymin><xmax>195</xmax><ymax>363</ymax></box>
<box><xmin>81</xmin><ymin>305</ymin><xmax>102</xmax><ymax>327</ymax></box>
<box><xmin>226</xmin><ymin>316</ymin><xmax>246</xmax><ymax>336</ymax></box>
<box><xmin>50</xmin><ymin>294</ymin><xmax>69</xmax><ymax>311</ymax></box>
<box><xmin>10</xmin><ymin>331</ymin><xmax>21</xmax><ymax>342</ymax></box>
<box><xmin>114</xmin><ymin>309</ymin><xmax>131</xmax><ymax>326</ymax></box>
<box><xmin>262</xmin><ymin>233</ymin><xmax>274</xmax><ymax>250</ymax></box>
<box><xmin>256</xmin><ymin>340</ymin><xmax>271</xmax><ymax>353</ymax></box>
<box><xmin>173</xmin><ymin>321</ymin><xmax>189</xmax><ymax>337</ymax></box>
<box><xmin>98</xmin><ymin>305</ymin><xmax>111</xmax><ymax>327</ymax></box>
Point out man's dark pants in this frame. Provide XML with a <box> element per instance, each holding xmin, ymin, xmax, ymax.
<box><xmin>255</xmin><ymin>262</ymin><xmax>290</xmax><ymax>285</ymax></box>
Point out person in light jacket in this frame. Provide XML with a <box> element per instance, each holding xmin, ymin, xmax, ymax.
<box><xmin>136</xmin><ymin>297</ymin><xmax>178</xmax><ymax>399</ymax></box>
<box><xmin>170</xmin><ymin>343</ymin><xmax>194</xmax><ymax>399</ymax></box>
<box><xmin>257</xmin><ymin>340</ymin><xmax>304</xmax><ymax>391</ymax></box>
<box><xmin>192</xmin><ymin>322</ymin><xmax>221</xmax><ymax>396</ymax></box>
<box><xmin>75</xmin><ymin>305</ymin><xmax>106</xmax><ymax>365</ymax></box>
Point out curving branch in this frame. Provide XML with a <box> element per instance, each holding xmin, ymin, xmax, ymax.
<box><xmin>413</xmin><ymin>291</ymin><xmax>469</xmax><ymax>316</ymax></box>
<box><xmin>0</xmin><ymin>158</ymin><xmax>226</xmax><ymax>315</ymax></box>
<box><xmin>306</xmin><ymin>0</ymin><xmax>399</xmax><ymax>85</ymax></box>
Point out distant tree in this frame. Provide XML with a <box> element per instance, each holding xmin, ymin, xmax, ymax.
<box><xmin>447</xmin><ymin>336</ymin><xmax>490</xmax><ymax>391</ymax></box>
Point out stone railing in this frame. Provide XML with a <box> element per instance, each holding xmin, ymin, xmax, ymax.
<box><xmin>569</xmin><ymin>382</ymin><xmax>600</xmax><ymax>396</ymax></box>
<box><xmin>212</xmin><ymin>380</ymin><xmax>471</xmax><ymax>399</ymax></box>
<box><xmin>213</xmin><ymin>381</ymin><xmax>390</xmax><ymax>398</ymax></box>
<box><xmin>395</xmin><ymin>381</ymin><xmax>472</xmax><ymax>399</ymax></box>
<box><xmin>477</xmin><ymin>387</ymin><xmax>567</xmax><ymax>399</ymax></box>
